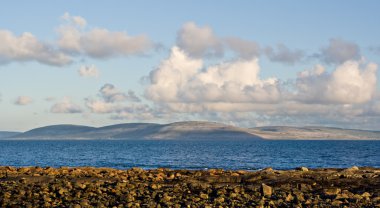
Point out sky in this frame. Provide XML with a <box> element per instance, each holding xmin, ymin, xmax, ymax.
<box><xmin>1</xmin><ymin>1</ymin><xmax>380</xmax><ymax>131</ymax></box>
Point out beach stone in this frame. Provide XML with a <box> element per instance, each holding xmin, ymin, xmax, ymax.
<box><xmin>362</xmin><ymin>192</ymin><xmax>371</xmax><ymax>198</ymax></box>
<box><xmin>214</xmin><ymin>197</ymin><xmax>225</xmax><ymax>203</ymax></box>
<box><xmin>345</xmin><ymin>166</ymin><xmax>359</xmax><ymax>172</ymax></box>
<box><xmin>260</xmin><ymin>183</ymin><xmax>273</xmax><ymax>197</ymax></box>
<box><xmin>285</xmin><ymin>193</ymin><xmax>294</xmax><ymax>202</ymax></box>
<box><xmin>323</xmin><ymin>188</ymin><xmax>341</xmax><ymax>196</ymax></box>
<box><xmin>200</xmin><ymin>193</ymin><xmax>209</xmax><ymax>199</ymax></box>
<box><xmin>296</xmin><ymin>167</ymin><xmax>309</xmax><ymax>172</ymax></box>
<box><xmin>294</xmin><ymin>192</ymin><xmax>305</xmax><ymax>202</ymax></box>
<box><xmin>0</xmin><ymin>166</ymin><xmax>379</xmax><ymax>207</ymax></box>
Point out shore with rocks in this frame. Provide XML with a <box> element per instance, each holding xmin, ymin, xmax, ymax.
<box><xmin>0</xmin><ymin>166</ymin><xmax>379</xmax><ymax>207</ymax></box>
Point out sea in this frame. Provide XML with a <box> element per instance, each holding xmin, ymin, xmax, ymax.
<box><xmin>0</xmin><ymin>140</ymin><xmax>379</xmax><ymax>170</ymax></box>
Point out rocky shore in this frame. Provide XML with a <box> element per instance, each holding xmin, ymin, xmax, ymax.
<box><xmin>0</xmin><ymin>166</ymin><xmax>379</xmax><ymax>207</ymax></box>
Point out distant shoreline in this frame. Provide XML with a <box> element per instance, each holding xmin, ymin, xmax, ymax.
<box><xmin>2</xmin><ymin>121</ymin><xmax>380</xmax><ymax>140</ymax></box>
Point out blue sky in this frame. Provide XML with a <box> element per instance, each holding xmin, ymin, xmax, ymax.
<box><xmin>1</xmin><ymin>1</ymin><xmax>380</xmax><ymax>131</ymax></box>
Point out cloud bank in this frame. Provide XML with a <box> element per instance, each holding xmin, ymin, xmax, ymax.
<box><xmin>142</xmin><ymin>44</ymin><xmax>379</xmax><ymax>128</ymax></box>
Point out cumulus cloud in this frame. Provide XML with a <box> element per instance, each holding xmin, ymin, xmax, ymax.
<box><xmin>85</xmin><ymin>84</ymin><xmax>142</xmax><ymax>118</ymax></box>
<box><xmin>0</xmin><ymin>30</ymin><xmax>71</xmax><ymax>66</ymax></box>
<box><xmin>176</xmin><ymin>22</ymin><xmax>223</xmax><ymax>58</ymax></box>
<box><xmin>50</xmin><ymin>98</ymin><xmax>83</xmax><ymax>113</ymax></box>
<box><xmin>318</xmin><ymin>38</ymin><xmax>361</xmax><ymax>64</ymax></box>
<box><xmin>78</xmin><ymin>64</ymin><xmax>99</xmax><ymax>77</ymax></box>
<box><xmin>14</xmin><ymin>96</ymin><xmax>33</xmax><ymax>105</ymax></box>
<box><xmin>99</xmin><ymin>84</ymin><xmax>140</xmax><ymax>103</ymax></box>
<box><xmin>85</xmin><ymin>98</ymin><xmax>158</xmax><ymax>120</ymax></box>
<box><xmin>141</xmin><ymin>44</ymin><xmax>379</xmax><ymax>129</ymax></box>
<box><xmin>83</xmin><ymin>82</ymin><xmax>167</xmax><ymax>121</ymax></box>
<box><xmin>57</xmin><ymin>13</ymin><xmax>152</xmax><ymax>58</ymax></box>
<box><xmin>295</xmin><ymin>61</ymin><xmax>377</xmax><ymax>104</ymax></box>
<box><xmin>265</xmin><ymin>44</ymin><xmax>305</xmax><ymax>65</ymax></box>
<box><xmin>146</xmin><ymin>47</ymin><xmax>281</xmax><ymax>111</ymax></box>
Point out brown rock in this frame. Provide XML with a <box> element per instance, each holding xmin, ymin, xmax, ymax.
<box><xmin>260</xmin><ymin>183</ymin><xmax>272</xmax><ymax>197</ymax></box>
<box><xmin>285</xmin><ymin>193</ymin><xmax>294</xmax><ymax>202</ymax></box>
<box><xmin>323</xmin><ymin>188</ymin><xmax>341</xmax><ymax>196</ymax></box>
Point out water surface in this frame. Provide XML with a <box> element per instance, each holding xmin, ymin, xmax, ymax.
<box><xmin>0</xmin><ymin>140</ymin><xmax>378</xmax><ymax>170</ymax></box>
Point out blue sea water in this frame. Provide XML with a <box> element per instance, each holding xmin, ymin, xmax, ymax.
<box><xmin>0</xmin><ymin>140</ymin><xmax>379</xmax><ymax>170</ymax></box>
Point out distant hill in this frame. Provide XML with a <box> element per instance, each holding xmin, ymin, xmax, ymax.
<box><xmin>13</xmin><ymin>125</ymin><xmax>96</xmax><ymax>139</ymax></box>
<box><xmin>10</xmin><ymin>121</ymin><xmax>262</xmax><ymax>140</ymax></box>
<box><xmin>0</xmin><ymin>131</ymin><xmax>20</xmax><ymax>139</ymax></box>
<box><xmin>249</xmin><ymin>126</ymin><xmax>380</xmax><ymax>140</ymax></box>
<box><xmin>6</xmin><ymin>122</ymin><xmax>380</xmax><ymax>140</ymax></box>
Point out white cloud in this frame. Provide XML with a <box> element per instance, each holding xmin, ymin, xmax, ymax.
<box><xmin>319</xmin><ymin>38</ymin><xmax>361</xmax><ymax>64</ymax></box>
<box><xmin>110</xmin><ymin>104</ymin><xmax>159</xmax><ymax>120</ymax></box>
<box><xmin>176</xmin><ymin>22</ymin><xmax>223</xmax><ymax>58</ymax></box>
<box><xmin>85</xmin><ymin>97</ymin><xmax>160</xmax><ymax>121</ymax></box>
<box><xmin>50</xmin><ymin>98</ymin><xmax>83</xmax><ymax>113</ymax></box>
<box><xmin>14</xmin><ymin>96</ymin><xmax>33</xmax><ymax>105</ymax></box>
<box><xmin>265</xmin><ymin>44</ymin><xmax>304</xmax><ymax>65</ymax></box>
<box><xmin>85</xmin><ymin>99</ymin><xmax>121</xmax><ymax>114</ymax></box>
<box><xmin>85</xmin><ymin>97</ymin><xmax>158</xmax><ymax>120</ymax></box>
<box><xmin>146</xmin><ymin>47</ymin><xmax>281</xmax><ymax>109</ymax></box>
<box><xmin>78</xmin><ymin>64</ymin><xmax>99</xmax><ymax>77</ymax></box>
<box><xmin>0</xmin><ymin>30</ymin><xmax>71</xmax><ymax>66</ymax></box>
<box><xmin>99</xmin><ymin>84</ymin><xmax>140</xmax><ymax>103</ymax></box>
<box><xmin>61</xmin><ymin>12</ymin><xmax>87</xmax><ymax>28</ymax></box>
<box><xmin>58</xmin><ymin>13</ymin><xmax>152</xmax><ymax>58</ymax></box>
<box><xmin>296</xmin><ymin>61</ymin><xmax>377</xmax><ymax>104</ymax></box>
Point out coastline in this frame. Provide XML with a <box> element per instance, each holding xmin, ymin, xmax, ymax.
<box><xmin>1</xmin><ymin>166</ymin><xmax>379</xmax><ymax>207</ymax></box>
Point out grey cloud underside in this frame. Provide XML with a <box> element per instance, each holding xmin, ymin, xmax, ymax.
<box><xmin>264</xmin><ymin>44</ymin><xmax>305</xmax><ymax>65</ymax></box>
<box><xmin>317</xmin><ymin>38</ymin><xmax>361</xmax><ymax>64</ymax></box>
<box><xmin>176</xmin><ymin>22</ymin><xmax>304</xmax><ymax>64</ymax></box>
